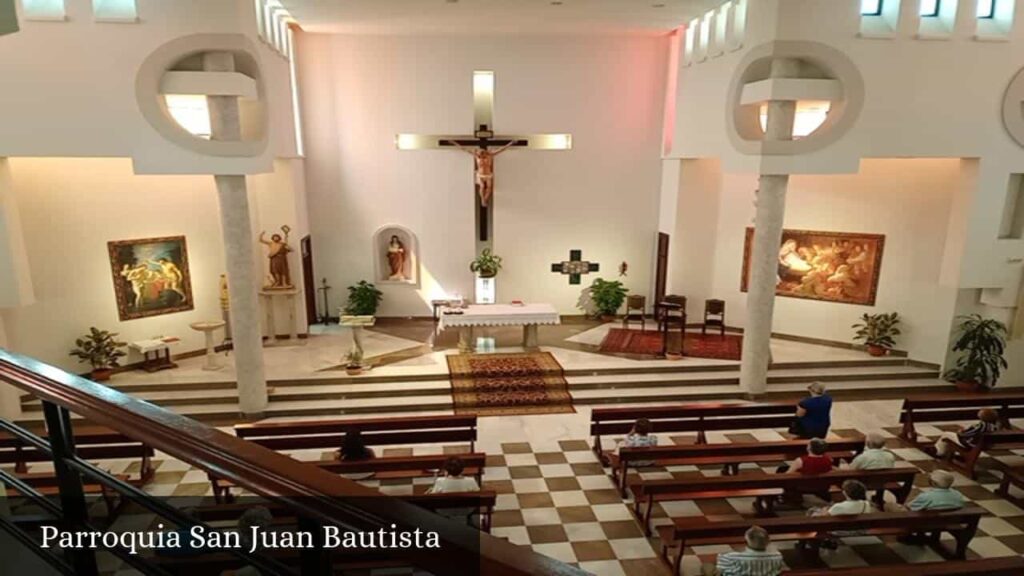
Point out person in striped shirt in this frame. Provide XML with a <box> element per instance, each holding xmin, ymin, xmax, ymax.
<box><xmin>934</xmin><ymin>408</ymin><xmax>1001</xmax><ymax>457</ymax></box>
<box><xmin>714</xmin><ymin>526</ymin><xmax>784</xmax><ymax>576</ymax></box>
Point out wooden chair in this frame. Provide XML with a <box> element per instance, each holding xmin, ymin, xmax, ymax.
<box><xmin>622</xmin><ymin>295</ymin><xmax>646</xmax><ymax>330</ymax></box>
<box><xmin>702</xmin><ymin>299</ymin><xmax>725</xmax><ymax>336</ymax></box>
<box><xmin>658</xmin><ymin>295</ymin><xmax>686</xmax><ymax>356</ymax></box>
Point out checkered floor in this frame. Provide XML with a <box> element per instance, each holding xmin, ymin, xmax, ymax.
<box><xmin>6</xmin><ymin>422</ymin><xmax>1024</xmax><ymax>576</ymax></box>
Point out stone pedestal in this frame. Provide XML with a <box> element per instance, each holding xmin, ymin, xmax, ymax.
<box><xmin>190</xmin><ymin>321</ymin><xmax>226</xmax><ymax>371</ymax></box>
<box><xmin>340</xmin><ymin>315</ymin><xmax>376</xmax><ymax>368</ymax></box>
<box><xmin>261</xmin><ymin>289</ymin><xmax>300</xmax><ymax>345</ymax></box>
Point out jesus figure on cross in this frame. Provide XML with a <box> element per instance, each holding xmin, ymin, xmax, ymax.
<box><xmin>446</xmin><ymin>140</ymin><xmax>517</xmax><ymax>207</ymax></box>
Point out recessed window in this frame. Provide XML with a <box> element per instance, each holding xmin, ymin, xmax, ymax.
<box><xmin>21</xmin><ymin>0</ymin><xmax>66</xmax><ymax>20</ymax></box>
<box><xmin>977</xmin><ymin>0</ymin><xmax>996</xmax><ymax>18</ymax></box>
<box><xmin>758</xmin><ymin>101</ymin><xmax>832</xmax><ymax>140</ymax></box>
<box><xmin>164</xmin><ymin>95</ymin><xmax>211</xmax><ymax>140</ymax></box>
<box><xmin>920</xmin><ymin>0</ymin><xmax>941</xmax><ymax>16</ymax></box>
<box><xmin>92</xmin><ymin>0</ymin><xmax>137</xmax><ymax>22</ymax></box>
<box><xmin>861</xmin><ymin>0</ymin><xmax>884</xmax><ymax>15</ymax></box>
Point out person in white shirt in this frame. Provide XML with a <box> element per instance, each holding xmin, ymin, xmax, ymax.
<box><xmin>812</xmin><ymin>480</ymin><xmax>876</xmax><ymax>548</ymax></box>
<box><xmin>714</xmin><ymin>526</ymin><xmax>784</xmax><ymax>576</ymax></box>
<box><xmin>846</xmin><ymin>432</ymin><xmax>896</xmax><ymax>470</ymax></box>
<box><xmin>428</xmin><ymin>456</ymin><xmax>481</xmax><ymax>527</ymax></box>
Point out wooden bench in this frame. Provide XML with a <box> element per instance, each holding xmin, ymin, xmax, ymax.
<box><xmin>191</xmin><ymin>490</ymin><xmax>499</xmax><ymax>533</ymax></box>
<box><xmin>209</xmin><ymin>453</ymin><xmax>488</xmax><ymax>504</ymax></box>
<box><xmin>4</xmin><ymin>471</ymin><xmax>130</xmax><ymax>517</ymax></box>
<box><xmin>233</xmin><ymin>414</ymin><xmax>478</xmax><ymax>454</ymax></box>
<box><xmin>591</xmin><ymin>402</ymin><xmax>797</xmax><ymax>462</ymax></box>
<box><xmin>610</xmin><ymin>438</ymin><xmax>864</xmax><ymax>496</ymax></box>
<box><xmin>0</xmin><ymin>425</ymin><xmax>155</xmax><ymax>485</ymax></box>
<box><xmin>151</xmin><ymin>547</ymin><xmax>404</xmax><ymax>576</ymax></box>
<box><xmin>995</xmin><ymin>462</ymin><xmax>1024</xmax><ymax>506</ymax></box>
<box><xmin>657</xmin><ymin>507</ymin><xmax>986</xmax><ymax>576</ymax></box>
<box><xmin>898</xmin><ymin>392</ymin><xmax>1024</xmax><ymax>444</ymax></box>
<box><xmin>785</xmin><ymin>557</ymin><xmax>1024</xmax><ymax>576</ymax></box>
<box><xmin>630</xmin><ymin>467</ymin><xmax>917</xmax><ymax>535</ymax></box>
<box><xmin>942</xmin><ymin>429</ymin><xmax>1024</xmax><ymax>479</ymax></box>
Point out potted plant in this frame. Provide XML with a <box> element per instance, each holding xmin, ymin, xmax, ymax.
<box><xmin>469</xmin><ymin>248</ymin><xmax>503</xmax><ymax>278</ymax></box>
<box><xmin>345</xmin><ymin>349</ymin><xmax>364</xmax><ymax>376</ymax></box>
<box><xmin>943</xmin><ymin>314</ymin><xmax>1008</xmax><ymax>392</ymax></box>
<box><xmin>69</xmin><ymin>327</ymin><xmax>127</xmax><ymax>382</ymax></box>
<box><xmin>588</xmin><ymin>278</ymin><xmax>629</xmax><ymax>321</ymax></box>
<box><xmin>852</xmin><ymin>312</ymin><xmax>901</xmax><ymax>357</ymax></box>
<box><xmin>344</xmin><ymin>281</ymin><xmax>383</xmax><ymax>316</ymax></box>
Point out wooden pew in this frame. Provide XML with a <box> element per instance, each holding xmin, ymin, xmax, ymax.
<box><xmin>630</xmin><ymin>467</ymin><xmax>917</xmax><ymax>535</ymax></box>
<box><xmin>995</xmin><ymin>462</ymin><xmax>1024</xmax><ymax>506</ymax></box>
<box><xmin>784</xmin><ymin>557</ymin><xmax>1024</xmax><ymax>576</ymax></box>
<box><xmin>190</xmin><ymin>490</ymin><xmax>499</xmax><ymax>533</ymax></box>
<box><xmin>233</xmin><ymin>414</ymin><xmax>478</xmax><ymax>454</ymax></box>
<box><xmin>898</xmin><ymin>392</ymin><xmax>1024</xmax><ymax>443</ymax></box>
<box><xmin>209</xmin><ymin>453</ymin><xmax>488</xmax><ymax>504</ymax></box>
<box><xmin>590</xmin><ymin>402</ymin><xmax>797</xmax><ymax>462</ymax></box>
<box><xmin>150</xmin><ymin>547</ymin><xmax>405</xmax><ymax>576</ymax></box>
<box><xmin>610</xmin><ymin>438</ymin><xmax>864</xmax><ymax>496</ymax></box>
<box><xmin>0</xmin><ymin>425</ymin><xmax>155</xmax><ymax>485</ymax></box>
<box><xmin>657</xmin><ymin>507</ymin><xmax>986</xmax><ymax>576</ymax></box>
<box><xmin>4</xmin><ymin>471</ymin><xmax>130</xmax><ymax>517</ymax></box>
<box><xmin>942</xmin><ymin>429</ymin><xmax>1024</xmax><ymax>479</ymax></box>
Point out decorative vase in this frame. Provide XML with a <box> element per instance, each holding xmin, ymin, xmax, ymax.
<box><xmin>867</xmin><ymin>344</ymin><xmax>887</xmax><ymax>357</ymax></box>
<box><xmin>90</xmin><ymin>368</ymin><xmax>113</xmax><ymax>382</ymax></box>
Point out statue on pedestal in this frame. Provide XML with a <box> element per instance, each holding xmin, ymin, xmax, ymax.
<box><xmin>259</xmin><ymin>225</ymin><xmax>293</xmax><ymax>289</ymax></box>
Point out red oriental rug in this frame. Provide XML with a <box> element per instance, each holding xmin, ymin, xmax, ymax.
<box><xmin>446</xmin><ymin>352</ymin><xmax>575</xmax><ymax>417</ymax></box>
<box><xmin>598</xmin><ymin>328</ymin><xmax>743</xmax><ymax>360</ymax></box>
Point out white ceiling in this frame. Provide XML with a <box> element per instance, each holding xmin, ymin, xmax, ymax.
<box><xmin>279</xmin><ymin>0</ymin><xmax>723</xmax><ymax>36</ymax></box>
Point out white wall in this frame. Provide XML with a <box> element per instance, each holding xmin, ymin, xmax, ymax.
<box><xmin>671</xmin><ymin>158</ymin><xmax>961</xmax><ymax>363</ymax></box>
<box><xmin>296</xmin><ymin>33</ymin><xmax>668</xmax><ymax>316</ymax></box>
<box><xmin>0</xmin><ymin>157</ymin><xmax>306</xmax><ymax>372</ymax></box>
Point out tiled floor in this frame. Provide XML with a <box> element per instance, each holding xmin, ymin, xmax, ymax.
<box><xmin>12</xmin><ymin>406</ymin><xmax>1024</xmax><ymax>576</ymax></box>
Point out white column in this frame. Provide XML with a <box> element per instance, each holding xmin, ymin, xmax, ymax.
<box><xmin>739</xmin><ymin>58</ymin><xmax>799</xmax><ymax>397</ymax></box>
<box><xmin>205</xmin><ymin>52</ymin><xmax>268</xmax><ymax>415</ymax></box>
<box><xmin>0</xmin><ymin>314</ymin><xmax>21</xmax><ymax>421</ymax></box>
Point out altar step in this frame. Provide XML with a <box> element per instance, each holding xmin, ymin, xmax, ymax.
<box><xmin>17</xmin><ymin>360</ymin><xmax>942</xmax><ymax>424</ymax></box>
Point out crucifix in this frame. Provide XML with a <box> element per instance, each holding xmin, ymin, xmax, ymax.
<box><xmin>396</xmin><ymin>70</ymin><xmax>572</xmax><ymax>250</ymax></box>
<box><xmin>551</xmin><ymin>249</ymin><xmax>600</xmax><ymax>285</ymax></box>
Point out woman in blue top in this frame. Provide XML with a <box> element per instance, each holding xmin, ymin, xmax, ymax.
<box><xmin>793</xmin><ymin>382</ymin><xmax>832</xmax><ymax>439</ymax></box>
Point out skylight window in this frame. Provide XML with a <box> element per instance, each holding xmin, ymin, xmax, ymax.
<box><xmin>21</xmin><ymin>0</ymin><xmax>65</xmax><ymax>20</ymax></box>
<box><xmin>977</xmin><ymin>0</ymin><xmax>996</xmax><ymax>18</ymax></box>
<box><xmin>920</xmin><ymin>0</ymin><xmax>941</xmax><ymax>16</ymax></box>
<box><xmin>861</xmin><ymin>0</ymin><xmax>884</xmax><ymax>15</ymax></box>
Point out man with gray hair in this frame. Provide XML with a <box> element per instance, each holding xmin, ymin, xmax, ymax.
<box><xmin>714</xmin><ymin>525</ymin><xmax>784</xmax><ymax>576</ymax></box>
<box><xmin>908</xmin><ymin>470</ymin><xmax>965</xmax><ymax>511</ymax></box>
<box><xmin>846</xmin><ymin>432</ymin><xmax>896</xmax><ymax>470</ymax></box>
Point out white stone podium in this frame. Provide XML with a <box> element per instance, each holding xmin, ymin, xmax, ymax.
<box><xmin>340</xmin><ymin>315</ymin><xmax>376</xmax><ymax>368</ymax></box>
<box><xmin>190</xmin><ymin>321</ymin><xmax>226</xmax><ymax>371</ymax></box>
<box><xmin>260</xmin><ymin>289</ymin><xmax>300</xmax><ymax>346</ymax></box>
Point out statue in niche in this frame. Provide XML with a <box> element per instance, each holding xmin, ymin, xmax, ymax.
<box><xmin>386</xmin><ymin>235</ymin><xmax>407</xmax><ymax>281</ymax></box>
<box><xmin>259</xmin><ymin>225</ymin><xmax>293</xmax><ymax>289</ymax></box>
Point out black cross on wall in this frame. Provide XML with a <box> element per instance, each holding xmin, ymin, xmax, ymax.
<box><xmin>551</xmin><ymin>250</ymin><xmax>600</xmax><ymax>285</ymax></box>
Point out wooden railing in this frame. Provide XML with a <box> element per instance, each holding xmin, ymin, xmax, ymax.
<box><xmin>0</xmin><ymin>349</ymin><xmax>586</xmax><ymax>576</ymax></box>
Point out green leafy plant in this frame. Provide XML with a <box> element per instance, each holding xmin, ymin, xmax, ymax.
<box><xmin>344</xmin><ymin>281</ymin><xmax>383</xmax><ymax>316</ymax></box>
<box><xmin>943</xmin><ymin>315</ymin><xmax>1009</xmax><ymax>388</ymax></box>
<box><xmin>852</xmin><ymin>312</ymin><xmax>901</xmax><ymax>352</ymax></box>
<box><xmin>587</xmin><ymin>278</ymin><xmax>629</xmax><ymax>318</ymax></box>
<box><xmin>469</xmin><ymin>248</ymin><xmax>503</xmax><ymax>278</ymax></box>
<box><xmin>69</xmin><ymin>327</ymin><xmax>127</xmax><ymax>371</ymax></box>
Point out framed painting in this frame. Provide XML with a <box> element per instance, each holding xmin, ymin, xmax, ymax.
<box><xmin>108</xmin><ymin>236</ymin><xmax>194</xmax><ymax>321</ymax></box>
<box><xmin>740</xmin><ymin>228</ymin><xmax>885</xmax><ymax>306</ymax></box>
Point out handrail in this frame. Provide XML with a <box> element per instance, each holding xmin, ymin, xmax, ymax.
<box><xmin>0</xmin><ymin>349</ymin><xmax>586</xmax><ymax>576</ymax></box>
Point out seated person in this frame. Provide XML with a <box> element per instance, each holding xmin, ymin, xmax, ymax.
<box><xmin>792</xmin><ymin>382</ymin><xmax>832</xmax><ymax>439</ymax></box>
<box><xmin>714</xmin><ymin>525</ymin><xmax>784</xmax><ymax>576</ymax></box>
<box><xmin>846</xmin><ymin>432</ymin><xmax>896</xmax><ymax>470</ymax></box>
<box><xmin>618</xmin><ymin>417</ymin><xmax>658</xmax><ymax>467</ymax></box>
<box><xmin>428</xmin><ymin>456</ymin><xmax>481</xmax><ymax>526</ymax></box>
<box><xmin>780</xmin><ymin>438</ymin><xmax>833</xmax><ymax>475</ymax></box>
<box><xmin>814</xmin><ymin>480</ymin><xmax>875</xmax><ymax>548</ymax></box>
<box><xmin>908</xmin><ymin>470</ymin><xmax>965</xmax><ymax>511</ymax></box>
<box><xmin>339</xmin><ymin>430</ymin><xmax>376</xmax><ymax>461</ymax></box>
<box><xmin>228</xmin><ymin>506</ymin><xmax>274</xmax><ymax>576</ymax></box>
<box><xmin>934</xmin><ymin>408</ymin><xmax>1001</xmax><ymax>458</ymax></box>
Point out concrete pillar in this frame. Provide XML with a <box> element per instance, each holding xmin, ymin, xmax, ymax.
<box><xmin>0</xmin><ymin>314</ymin><xmax>21</xmax><ymax>421</ymax></box>
<box><xmin>739</xmin><ymin>58</ymin><xmax>799</xmax><ymax>397</ymax></box>
<box><xmin>205</xmin><ymin>52</ymin><xmax>268</xmax><ymax>416</ymax></box>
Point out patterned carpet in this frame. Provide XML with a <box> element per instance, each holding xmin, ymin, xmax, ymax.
<box><xmin>599</xmin><ymin>329</ymin><xmax>743</xmax><ymax>361</ymax></box>
<box><xmin>446</xmin><ymin>352</ymin><xmax>575</xmax><ymax>416</ymax></box>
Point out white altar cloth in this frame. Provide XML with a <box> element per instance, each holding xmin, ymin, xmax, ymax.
<box><xmin>438</xmin><ymin>304</ymin><xmax>560</xmax><ymax>330</ymax></box>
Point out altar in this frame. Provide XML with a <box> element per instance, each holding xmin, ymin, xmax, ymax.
<box><xmin>438</xmin><ymin>303</ymin><xmax>560</xmax><ymax>352</ymax></box>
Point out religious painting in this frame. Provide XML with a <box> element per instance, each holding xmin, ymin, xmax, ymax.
<box><xmin>740</xmin><ymin>228</ymin><xmax>885</xmax><ymax>306</ymax></box>
<box><xmin>373</xmin><ymin>225</ymin><xmax>419</xmax><ymax>286</ymax></box>
<box><xmin>108</xmin><ymin>236</ymin><xmax>194</xmax><ymax>321</ymax></box>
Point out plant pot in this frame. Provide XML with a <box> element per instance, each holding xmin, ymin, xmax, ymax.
<box><xmin>866</xmin><ymin>344</ymin><xmax>888</xmax><ymax>357</ymax></box>
<box><xmin>955</xmin><ymin>380</ymin><xmax>983</xmax><ymax>393</ymax></box>
<box><xmin>477</xmin><ymin>271</ymin><xmax>497</xmax><ymax>279</ymax></box>
<box><xmin>599</xmin><ymin>314</ymin><xmax>616</xmax><ymax>323</ymax></box>
<box><xmin>345</xmin><ymin>365</ymin><xmax>363</xmax><ymax>376</ymax></box>
<box><xmin>90</xmin><ymin>368</ymin><xmax>113</xmax><ymax>382</ymax></box>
